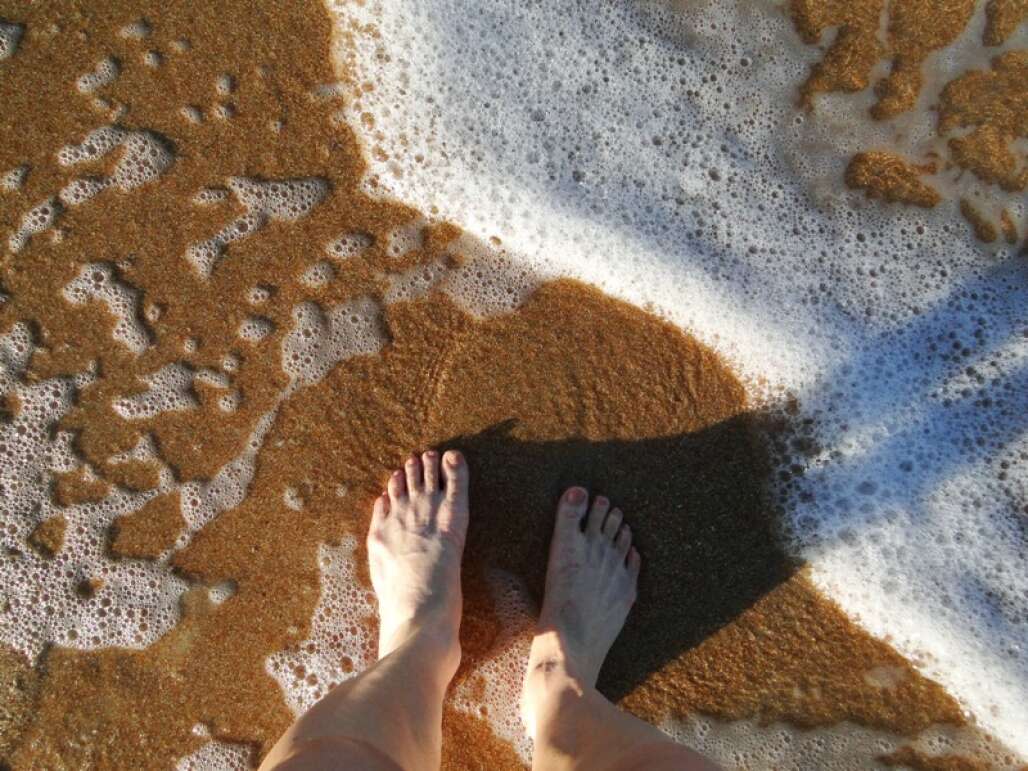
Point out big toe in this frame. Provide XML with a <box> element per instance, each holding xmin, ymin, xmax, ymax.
<box><xmin>553</xmin><ymin>486</ymin><xmax>588</xmax><ymax>546</ymax></box>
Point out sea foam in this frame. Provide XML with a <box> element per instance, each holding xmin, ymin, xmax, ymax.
<box><xmin>325</xmin><ymin>0</ymin><xmax>1028</xmax><ymax>754</ymax></box>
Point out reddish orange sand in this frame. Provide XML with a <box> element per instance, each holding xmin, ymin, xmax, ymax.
<box><xmin>0</xmin><ymin>1</ymin><xmax>1014</xmax><ymax>768</ymax></box>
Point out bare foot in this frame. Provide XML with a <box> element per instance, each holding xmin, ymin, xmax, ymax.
<box><xmin>532</xmin><ymin>486</ymin><xmax>640</xmax><ymax>687</ymax></box>
<box><xmin>366</xmin><ymin>449</ymin><xmax>469</xmax><ymax>666</ymax></box>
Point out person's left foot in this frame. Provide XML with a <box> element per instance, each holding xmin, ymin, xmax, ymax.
<box><xmin>367</xmin><ymin>450</ymin><xmax>470</xmax><ymax>664</ymax></box>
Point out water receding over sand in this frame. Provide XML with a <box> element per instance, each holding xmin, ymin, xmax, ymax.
<box><xmin>0</xmin><ymin>0</ymin><xmax>1024</xmax><ymax>768</ymax></box>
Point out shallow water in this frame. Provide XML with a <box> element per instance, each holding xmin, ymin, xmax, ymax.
<box><xmin>0</xmin><ymin>0</ymin><xmax>1025</xmax><ymax>768</ymax></box>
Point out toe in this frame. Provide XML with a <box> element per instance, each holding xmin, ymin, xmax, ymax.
<box><xmin>387</xmin><ymin>469</ymin><xmax>406</xmax><ymax>502</ymax></box>
<box><xmin>585</xmin><ymin>495</ymin><xmax>610</xmax><ymax>536</ymax></box>
<box><xmin>615</xmin><ymin>524</ymin><xmax>632</xmax><ymax>558</ymax></box>
<box><xmin>372</xmin><ymin>491</ymin><xmax>389</xmax><ymax>524</ymax></box>
<box><xmin>554</xmin><ymin>486</ymin><xmax>588</xmax><ymax>542</ymax></box>
<box><xmin>405</xmin><ymin>454</ymin><xmax>423</xmax><ymax>492</ymax></box>
<box><xmin>443</xmin><ymin>450</ymin><xmax>469</xmax><ymax>505</ymax></box>
<box><xmin>601</xmin><ymin>507</ymin><xmax>623</xmax><ymax>539</ymax></box>
<box><xmin>628</xmin><ymin>546</ymin><xmax>641</xmax><ymax>578</ymax></box>
<box><xmin>422</xmin><ymin>450</ymin><xmax>439</xmax><ymax>492</ymax></box>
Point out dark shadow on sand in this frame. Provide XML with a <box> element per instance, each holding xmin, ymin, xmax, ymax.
<box><xmin>445</xmin><ymin>415</ymin><xmax>796</xmax><ymax>703</ymax></box>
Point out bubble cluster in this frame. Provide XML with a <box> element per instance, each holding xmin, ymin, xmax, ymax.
<box><xmin>265</xmin><ymin>538</ymin><xmax>376</xmax><ymax>715</ymax></box>
<box><xmin>300</xmin><ymin>260</ymin><xmax>335</xmax><ymax>288</ymax></box>
<box><xmin>76</xmin><ymin>57</ymin><xmax>120</xmax><ymax>94</ymax></box>
<box><xmin>449</xmin><ymin>570</ymin><xmax>537</xmax><ymax>762</ymax></box>
<box><xmin>118</xmin><ymin>19</ymin><xmax>151</xmax><ymax>40</ymax></box>
<box><xmin>238</xmin><ymin>315</ymin><xmax>275</xmax><ymax>343</ymax></box>
<box><xmin>174</xmin><ymin>730</ymin><xmax>252</xmax><ymax>771</ymax></box>
<box><xmin>325</xmin><ymin>231</ymin><xmax>373</xmax><ymax>261</ymax></box>
<box><xmin>113</xmin><ymin>362</ymin><xmax>234</xmax><ymax>420</ymax></box>
<box><xmin>62</xmin><ymin>262</ymin><xmax>152</xmax><ymax>353</ymax></box>
<box><xmin>281</xmin><ymin>297</ymin><xmax>388</xmax><ymax>386</ymax></box>
<box><xmin>3</xmin><ymin>125</ymin><xmax>178</xmax><ymax>250</ymax></box>
<box><xmin>0</xmin><ymin>20</ymin><xmax>24</xmax><ymax>60</ymax></box>
<box><xmin>9</xmin><ymin>197</ymin><xmax>61</xmax><ymax>253</ymax></box>
<box><xmin>1</xmin><ymin>163</ymin><xmax>28</xmax><ymax>191</ymax></box>
<box><xmin>330</xmin><ymin>0</ymin><xmax>1028</xmax><ymax>754</ymax></box>
<box><xmin>0</xmin><ymin>324</ymin><xmax>186</xmax><ymax>658</ymax></box>
<box><xmin>185</xmin><ymin>177</ymin><xmax>329</xmax><ymax>277</ymax></box>
<box><xmin>662</xmin><ymin>713</ymin><xmax>1022</xmax><ymax>770</ymax></box>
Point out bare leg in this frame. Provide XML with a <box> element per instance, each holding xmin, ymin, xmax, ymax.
<box><xmin>521</xmin><ymin>487</ymin><xmax>720</xmax><ymax>771</ymax></box>
<box><xmin>260</xmin><ymin>450</ymin><xmax>470</xmax><ymax>771</ymax></box>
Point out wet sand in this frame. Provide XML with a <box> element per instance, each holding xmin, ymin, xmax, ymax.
<box><xmin>0</xmin><ymin>0</ymin><xmax>1022</xmax><ymax>768</ymax></box>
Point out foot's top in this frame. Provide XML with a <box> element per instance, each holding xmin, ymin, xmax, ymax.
<box><xmin>535</xmin><ymin>487</ymin><xmax>641</xmax><ymax>687</ymax></box>
<box><xmin>366</xmin><ymin>450</ymin><xmax>469</xmax><ymax>661</ymax></box>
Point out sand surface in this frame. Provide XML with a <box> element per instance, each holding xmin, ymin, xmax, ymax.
<box><xmin>0</xmin><ymin>0</ymin><xmax>1024</xmax><ymax>768</ymax></box>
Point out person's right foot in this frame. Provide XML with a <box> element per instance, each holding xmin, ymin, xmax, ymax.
<box><xmin>532</xmin><ymin>486</ymin><xmax>641</xmax><ymax>687</ymax></box>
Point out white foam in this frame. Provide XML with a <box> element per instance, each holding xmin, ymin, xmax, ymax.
<box><xmin>62</xmin><ymin>263</ymin><xmax>151</xmax><ymax>353</ymax></box>
<box><xmin>174</xmin><ymin>732</ymin><xmax>252</xmax><ymax>771</ymax></box>
<box><xmin>326</xmin><ymin>232</ymin><xmax>372</xmax><ymax>261</ymax></box>
<box><xmin>300</xmin><ymin>260</ymin><xmax>335</xmax><ymax>288</ymax></box>
<box><xmin>0</xmin><ymin>21</ymin><xmax>24</xmax><ymax>60</ymax></box>
<box><xmin>76</xmin><ymin>57</ymin><xmax>120</xmax><ymax>94</ymax></box>
<box><xmin>3</xmin><ymin>125</ymin><xmax>178</xmax><ymax>251</ymax></box>
<box><xmin>9</xmin><ymin>197</ymin><xmax>61</xmax><ymax>253</ymax></box>
<box><xmin>328</xmin><ymin>0</ymin><xmax>1028</xmax><ymax>755</ymax></box>
<box><xmin>180</xmin><ymin>105</ymin><xmax>204</xmax><ymax>124</ymax></box>
<box><xmin>265</xmin><ymin>538</ymin><xmax>376</xmax><ymax>714</ymax></box>
<box><xmin>185</xmin><ymin>177</ymin><xmax>329</xmax><ymax>277</ymax></box>
<box><xmin>238</xmin><ymin>315</ymin><xmax>275</xmax><ymax>343</ymax></box>
<box><xmin>280</xmin><ymin>297</ymin><xmax>388</xmax><ymax>386</ymax></box>
<box><xmin>215</xmin><ymin>73</ymin><xmax>236</xmax><ymax>96</ymax></box>
<box><xmin>0</xmin><ymin>323</ymin><xmax>186</xmax><ymax>659</ymax></box>
<box><xmin>212</xmin><ymin>102</ymin><xmax>236</xmax><ymax>121</ymax></box>
<box><xmin>113</xmin><ymin>364</ymin><xmax>198</xmax><ymax>419</ymax></box>
<box><xmin>1</xmin><ymin>164</ymin><xmax>28</xmax><ymax>192</ymax></box>
<box><xmin>118</xmin><ymin>19</ymin><xmax>151</xmax><ymax>41</ymax></box>
<box><xmin>192</xmin><ymin>187</ymin><xmax>228</xmax><ymax>205</ymax></box>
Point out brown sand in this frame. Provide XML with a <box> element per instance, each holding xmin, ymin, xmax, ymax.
<box><xmin>845</xmin><ymin>151</ymin><xmax>941</xmax><ymax>208</ymax></box>
<box><xmin>0</xmin><ymin>0</ymin><xmax>1016</xmax><ymax>769</ymax></box>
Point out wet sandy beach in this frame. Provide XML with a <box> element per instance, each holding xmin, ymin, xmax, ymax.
<box><xmin>0</xmin><ymin>0</ymin><xmax>1025</xmax><ymax>768</ymax></box>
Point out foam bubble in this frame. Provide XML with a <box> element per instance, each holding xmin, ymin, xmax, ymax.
<box><xmin>0</xmin><ymin>324</ymin><xmax>186</xmax><ymax>659</ymax></box>
<box><xmin>113</xmin><ymin>364</ymin><xmax>198</xmax><ymax>419</ymax></box>
<box><xmin>1</xmin><ymin>164</ymin><xmax>28</xmax><ymax>191</ymax></box>
<box><xmin>280</xmin><ymin>297</ymin><xmax>388</xmax><ymax>386</ymax></box>
<box><xmin>265</xmin><ymin>538</ymin><xmax>376</xmax><ymax>714</ymax></box>
<box><xmin>326</xmin><ymin>232</ymin><xmax>372</xmax><ymax>260</ymax></box>
<box><xmin>9</xmin><ymin>197</ymin><xmax>61</xmax><ymax>253</ymax></box>
<box><xmin>174</xmin><ymin>733</ymin><xmax>252</xmax><ymax>771</ymax></box>
<box><xmin>76</xmin><ymin>57</ymin><xmax>120</xmax><ymax>94</ymax></box>
<box><xmin>63</xmin><ymin>263</ymin><xmax>151</xmax><ymax>353</ymax></box>
<box><xmin>118</xmin><ymin>19</ymin><xmax>151</xmax><ymax>40</ymax></box>
<box><xmin>185</xmin><ymin>177</ymin><xmax>329</xmax><ymax>277</ymax></box>
<box><xmin>300</xmin><ymin>260</ymin><xmax>335</xmax><ymax>288</ymax></box>
<box><xmin>180</xmin><ymin>105</ymin><xmax>204</xmax><ymax>124</ymax></box>
<box><xmin>215</xmin><ymin>73</ymin><xmax>236</xmax><ymax>95</ymax></box>
<box><xmin>0</xmin><ymin>21</ymin><xmax>24</xmax><ymax>60</ymax></box>
<box><xmin>238</xmin><ymin>316</ymin><xmax>275</xmax><ymax>343</ymax></box>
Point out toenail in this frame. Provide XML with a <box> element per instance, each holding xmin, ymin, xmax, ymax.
<box><xmin>566</xmin><ymin>487</ymin><xmax>585</xmax><ymax>503</ymax></box>
<box><xmin>446</xmin><ymin>450</ymin><xmax>463</xmax><ymax>465</ymax></box>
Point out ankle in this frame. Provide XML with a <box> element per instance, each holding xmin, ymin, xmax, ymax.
<box><xmin>527</xmin><ymin>629</ymin><xmax>598</xmax><ymax>687</ymax></box>
<box><xmin>379</xmin><ymin>614</ymin><xmax>462</xmax><ymax>680</ymax></box>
